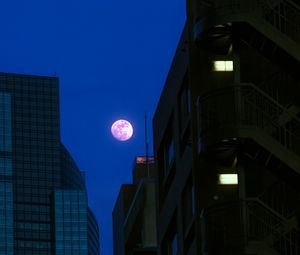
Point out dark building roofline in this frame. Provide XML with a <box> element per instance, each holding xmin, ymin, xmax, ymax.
<box><xmin>0</xmin><ymin>72</ymin><xmax>59</xmax><ymax>80</ymax></box>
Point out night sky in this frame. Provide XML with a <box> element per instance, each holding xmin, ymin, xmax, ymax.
<box><xmin>0</xmin><ymin>0</ymin><xmax>185</xmax><ymax>254</ymax></box>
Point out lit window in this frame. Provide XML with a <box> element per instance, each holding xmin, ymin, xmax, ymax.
<box><xmin>218</xmin><ymin>174</ymin><xmax>238</xmax><ymax>185</ymax></box>
<box><xmin>213</xmin><ymin>61</ymin><xmax>233</xmax><ymax>71</ymax></box>
<box><xmin>136</xmin><ymin>156</ymin><xmax>146</xmax><ymax>164</ymax></box>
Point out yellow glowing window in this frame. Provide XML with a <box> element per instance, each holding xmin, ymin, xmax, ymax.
<box><xmin>213</xmin><ymin>61</ymin><xmax>233</xmax><ymax>71</ymax></box>
<box><xmin>218</xmin><ymin>174</ymin><xmax>238</xmax><ymax>185</ymax></box>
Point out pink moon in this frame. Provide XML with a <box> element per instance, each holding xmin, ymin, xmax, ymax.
<box><xmin>111</xmin><ymin>119</ymin><xmax>133</xmax><ymax>141</ymax></box>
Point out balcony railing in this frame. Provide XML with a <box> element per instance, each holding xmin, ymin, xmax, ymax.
<box><xmin>197</xmin><ymin>83</ymin><xmax>300</xmax><ymax>159</ymax></box>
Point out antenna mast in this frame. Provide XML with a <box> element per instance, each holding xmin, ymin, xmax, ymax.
<box><xmin>144</xmin><ymin>112</ymin><xmax>150</xmax><ymax>177</ymax></box>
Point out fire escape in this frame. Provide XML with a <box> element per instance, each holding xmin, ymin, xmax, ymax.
<box><xmin>192</xmin><ymin>0</ymin><xmax>300</xmax><ymax>254</ymax></box>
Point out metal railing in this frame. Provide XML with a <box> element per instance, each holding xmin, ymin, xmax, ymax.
<box><xmin>258</xmin><ymin>181</ymin><xmax>297</xmax><ymax>219</ymax></box>
<box><xmin>261</xmin><ymin>0</ymin><xmax>300</xmax><ymax>44</ymax></box>
<box><xmin>197</xmin><ymin>83</ymin><xmax>300</xmax><ymax>158</ymax></box>
<box><xmin>275</xmin><ymin>229</ymin><xmax>300</xmax><ymax>255</ymax></box>
<box><xmin>246</xmin><ymin>198</ymin><xmax>300</xmax><ymax>255</ymax></box>
<box><xmin>200</xmin><ymin>199</ymin><xmax>300</xmax><ymax>254</ymax></box>
<box><xmin>258</xmin><ymin>71</ymin><xmax>293</xmax><ymax>107</ymax></box>
<box><xmin>242</xmin><ymin>84</ymin><xmax>300</xmax><ymax>153</ymax></box>
<box><xmin>246</xmin><ymin>198</ymin><xmax>293</xmax><ymax>235</ymax></box>
<box><xmin>195</xmin><ymin>0</ymin><xmax>300</xmax><ymax>46</ymax></box>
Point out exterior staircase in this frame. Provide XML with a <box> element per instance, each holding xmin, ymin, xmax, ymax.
<box><xmin>197</xmin><ymin>82</ymin><xmax>300</xmax><ymax>175</ymax></box>
<box><xmin>193</xmin><ymin>0</ymin><xmax>300</xmax><ymax>68</ymax></box>
<box><xmin>245</xmin><ymin>197</ymin><xmax>300</xmax><ymax>255</ymax></box>
<box><xmin>200</xmin><ymin>197</ymin><xmax>300</xmax><ymax>254</ymax></box>
<box><xmin>197</xmin><ymin>75</ymin><xmax>300</xmax><ymax>255</ymax></box>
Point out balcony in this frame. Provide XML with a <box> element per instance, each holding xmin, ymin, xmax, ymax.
<box><xmin>196</xmin><ymin>83</ymin><xmax>300</xmax><ymax>173</ymax></box>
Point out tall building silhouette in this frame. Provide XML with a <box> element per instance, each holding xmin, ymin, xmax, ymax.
<box><xmin>153</xmin><ymin>0</ymin><xmax>300</xmax><ymax>254</ymax></box>
<box><xmin>0</xmin><ymin>73</ymin><xmax>99</xmax><ymax>255</ymax></box>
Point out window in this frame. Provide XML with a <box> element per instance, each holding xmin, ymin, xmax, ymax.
<box><xmin>159</xmin><ymin>117</ymin><xmax>175</xmax><ymax>180</ymax></box>
<box><xmin>0</xmin><ymin>93</ymin><xmax>12</xmax><ymax>152</ymax></box>
<box><xmin>164</xmin><ymin>139</ymin><xmax>174</xmax><ymax>177</ymax></box>
<box><xmin>179</xmin><ymin>74</ymin><xmax>191</xmax><ymax>132</ymax></box>
<box><xmin>158</xmin><ymin>119</ymin><xmax>176</xmax><ymax>207</ymax></box>
<box><xmin>0</xmin><ymin>182</ymin><xmax>14</xmax><ymax>254</ymax></box>
<box><xmin>167</xmin><ymin>140</ymin><xmax>174</xmax><ymax>167</ymax></box>
<box><xmin>183</xmin><ymin>178</ymin><xmax>195</xmax><ymax>232</ymax></box>
<box><xmin>54</xmin><ymin>190</ymin><xmax>88</xmax><ymax>254</ymax></box>
<box><xmin>0</xmin><ymin>158</ymin><xmax>12</xmax><ymax>176</ymax></box>
<box><xmin>191</xmin><ymin>186</ymin><xmax>195</xmax><ymax>214</ymax></box>
<box><xmin>213</xmin><ymin>61</ymin><xmax>233</xmax><ymax>71</ymax></box>
<box><xmin>162</xmin><ymin>210</ymin><xmax>177</xmax><ymax>254</ymax></box>
<box><xmin>218</xmin><ymin>174</ymin><xmax>238</xmax><ymax>185</ymax></box>
<box><xmin>170</xmin><ymin>234</ymin><xmax>178</xmax><ymax>255</ymax></box>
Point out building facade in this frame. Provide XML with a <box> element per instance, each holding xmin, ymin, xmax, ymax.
<box><xmin>0</xmin><ymin>73</ymin><xmax>100</xmax><ymax>255</ymax></box>
<box><xmin>113</xmin><ymin>156</ymin><xmax>157</xmax><ymax>255</ymax></box>
<box><xmin>153</xmin><ymin>0</ymin><xmax>300</xmax><ymax>254</ymax></box>
<box><xmin>153</xmin><ymin>26</ymin><xmax>194</xmax><ymax>255</ymax></box>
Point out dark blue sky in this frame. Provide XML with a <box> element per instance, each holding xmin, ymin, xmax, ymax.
<box><xmin>0</xmin><ymin>1</ymin><xmax>186</xmax><ymax>254</ymax></box>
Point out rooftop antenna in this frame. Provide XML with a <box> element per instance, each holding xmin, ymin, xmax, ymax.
<box><xmin>144</xmin><ymin>112</ymin><xmax>150</xmax><ymax>177</ymax></box>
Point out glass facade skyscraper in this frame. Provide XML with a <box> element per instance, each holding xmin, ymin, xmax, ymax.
<box><xmin>0</xmin><ymin>73</ymin><xmax>100</xmax><ymax>255</ymax></box>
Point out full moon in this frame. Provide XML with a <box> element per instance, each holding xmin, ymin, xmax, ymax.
<box><xmin>111</xmin><ymin>119</ymin><xmax>133</xmax><ymax>141</ymax></box>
